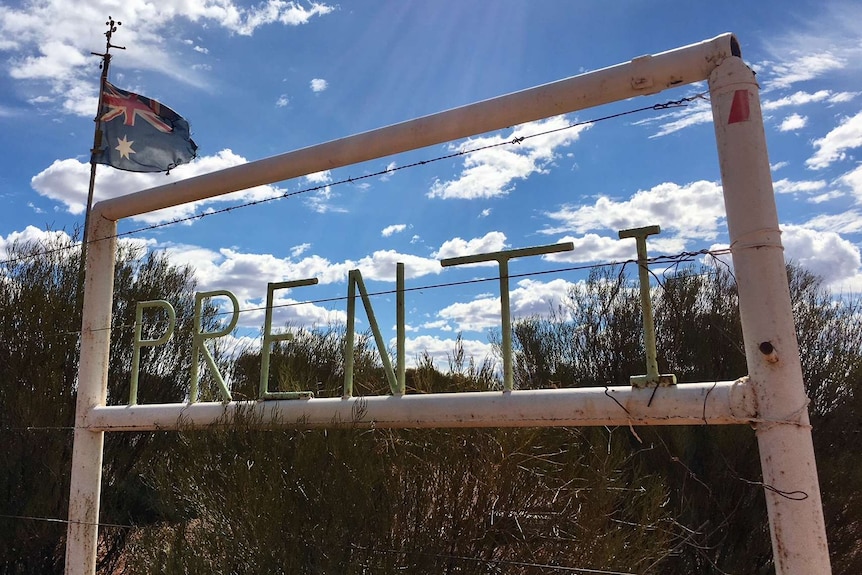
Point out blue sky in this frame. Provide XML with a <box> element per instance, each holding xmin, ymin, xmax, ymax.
<box><xmin>1</xmin><ymin>0</ymin><xmax>861</xmax><ymax>370</ymax></box>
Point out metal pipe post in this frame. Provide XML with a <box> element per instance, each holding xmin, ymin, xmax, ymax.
<box><xmin>709</xmin><ymin>56</ymin><xmax>831</xmax><ymax>574</ymax></box>
<box><xmin>65</xmin><ymin>215</ymin><xmax>118</xmax><ymax>575</ymax></box>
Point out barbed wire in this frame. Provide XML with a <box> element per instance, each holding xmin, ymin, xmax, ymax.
<box><xmin>0</xmin><ymin>247</ymin><xmax>731</xmax><ymax>345</ymax></box>
<box><xmin>0</xmin><ymin>92</ymin><xmax>708</xmax><ymax>268</ymax></box>
<box><xmin>0</xmin><ymin>513</ymin><xmax>133</xmax><ymax>530</ymax></box>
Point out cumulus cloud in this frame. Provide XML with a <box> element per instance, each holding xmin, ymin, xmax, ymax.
<box><xmin>165</xmin><ymin>241</ymin><xmax>443</xmax><ymax>297</ymax></box>
<box><xmin>304</xmin><ymin>170</ymin><xmax>332</xmax><ymax>184</ymax></box>
<box><xmin>436</xmin><ymin>277</ymin><xmax>578</xmax><ymax>332</ymax></box>
<box><xmin>160</xmin><ymin>241</ymin><xmax>445</xmax><ymax>329</ymax></box>
<box><xmin>542</xmin><ymin>233</ymin><xmax>686</xmax><ymax>264</ymax></box>
<box><xmin>542</xmin><ymin>180</ymin><xmax>725</xmax><ymax>241</ymax></box>
<box><xmin>0</xmin><ymin>226</ymin><xmax>73</xmax><ymax>259</ymax></box>
<box><xmin>30</xmin><ymin>149</ymin><xmax>285</xmax><ymax>224</ymax></box>
<box><xmin>421</xmin><ymin>320</ymin><xmax>452</xmax><ymax>331</ymax></box>
<box><xmin>310</xmin><ymin>78</ymin><xmax>328</xmax><ymax>92</ymax></box>
<box><xmin>781</xmin><ymin>225</ymin><xmax>862</xmax><ymax>288</ymax></box>
<box><xmin>276</xmin><ymin>94</ymin><xmax>290</xmax><ymax>107</ymax></box>
<box><xmin>807</xmin><ymin>111</ymin><xmax>862</xmax><ymax>169</ymax></box>
<box><xmin>400</xmin><ymin>334</ymin><xmax>495</xmax><ymax>371</ymax></box>
<box><xmin>432</xmin><ymin>231</ymin><xmax>508</xmax><ymax>264</ymax></box>
<box><xmin>427</xmin><ymin>116</ymin><xmax>590</xmax><ymax>200</ymax></box>
<box><xmin>779</xmin><ymin>113</ymin><xmax>807</xmax><ymax>132</ymax></box>
<box><xmin>353</xmin><ymin>250</ymin><xmax>441</xmax><ymax>281</ymax></box>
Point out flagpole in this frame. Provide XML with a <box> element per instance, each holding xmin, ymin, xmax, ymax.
<box><xmin>81</xmin><ymin>17</ymin><xmax>124</xmax><ymax>272</ymax></box>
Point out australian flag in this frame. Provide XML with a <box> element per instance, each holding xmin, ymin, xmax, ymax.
<box><xmin>93</xmin><ymin>82</ymin><xmax>197</xmax><ymax>173</ymax></box>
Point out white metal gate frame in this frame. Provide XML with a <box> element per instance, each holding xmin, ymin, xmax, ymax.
<box><xmin>65</xmin><ymin>34</ymin><xmax>832</xmax><ymax>574</ymax></box>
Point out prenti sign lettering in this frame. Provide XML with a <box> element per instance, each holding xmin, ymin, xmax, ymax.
<box><xmin>129</xmin><ymin>242</ymin><xmax>574</xmax><ymax>405</ymax></box>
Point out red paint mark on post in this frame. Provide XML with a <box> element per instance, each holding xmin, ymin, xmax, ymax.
<box><xmin>728</xmin><ymin>89</ymin><xmax>750</xmax><ymax>124</ymax></box>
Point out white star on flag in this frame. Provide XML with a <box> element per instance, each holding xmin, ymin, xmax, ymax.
<box><xmin>115</xmin><ymin>135</ymin><xmax>136</xmax><ymax>160</ymax></box>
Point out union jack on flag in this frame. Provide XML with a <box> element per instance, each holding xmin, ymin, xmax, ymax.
<box><xmin>93</xmin><ymin>81</ymin><xmax>197</xmax><ymax>173</ymax></box>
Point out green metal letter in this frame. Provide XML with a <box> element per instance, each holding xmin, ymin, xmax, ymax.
<box><xmin>130</xmin><ymin>300</ymin><xmax>176</xmax><ymax>405</ymax></box>
<box><xmin>343</xmin><ymin>269</ymin><xmax>401</xmax><ymax>397</ymax></box>
<box><xmin>440</xmin><ymin>242</ymin><xmax>574</xmax><ymax>391</ymax></box>
<box><xmin>618</xmin><ymin>225</ymin><xmax>676</xmax><ymax>389</ymax></box>
<box><xmin>190</xmin><ymin>290</ymin><xmax>239</xmax><ymax>403</ymax></box>
<box><xmin>259</xmin><ymin>278</ymin><xmax>319</xmax><ymax>400</ymax></box>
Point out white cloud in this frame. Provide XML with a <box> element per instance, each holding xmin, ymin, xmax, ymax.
<box><xmin>781</xmin><ymin>225</ymin><xmax>862</xmax><ymax>290</ymax></box>
<box><xmin>0</xmin><ymin>1</ymin><xmax>334</xmax><ymax>116</ymax></box>
<box><xmin>427</xmin><ymin>116</ymin><xmax>590</xmax><ymax>200</ymax></box>
<box><xmin>421</xmin><ymin>320</ymin><xmax>452</xmax><ymax>331</ymax></box>
<box><xmin>542</xmin><ymin>180</ymin><xmax>725</xmax><ymax>241</ymax></box>
<box><xmin>807</xmin><ymin>111</ymin><xmax>862</xmax><ymax>169</ymax></box>
<box><xmin>303</xmin><ymin>185</ymin><xmax>345</xmax><ymax>214</ymax></box>
<box><xmin>829</xmin><ymin>92</ymin><xmax>859</xmax><ymax>104</ymax></box>
<box><xmin>160</xmin><ymin>242</ymin><xmax>445</xmax><ymax>328</ymax></box>
<box><xmin>804</xmin><ymin>210</ymin><xmax>862</xmax><ymax>234</ymax></box>
<box><xmin>166</xmin><ymin>243</ymin><xmax>442</xmax><ymax>291</ymax></box>
<box><xmin>436</xmin><ymin>277</ymin><xmax>578</xmax><ymax>332</ymax></box>
<box><xmin>0</xmin><ymin>226</ymin><xmax>73</xmax><ymax>260</ymax></box>
<box><xmin>772</xmin><ymin>178</ymin><xmax>826</xmax><ymax>195</ymax></box>
<box><xmin>310</xmin><ymin>78</ymin><xmax>328</xmax><ymax>92</ymax></box>
<box><xmin>290</xmin><ymin>243</ymin><xmax>311</xmax><ymax>258</ymax></box>
<box><xmin>304</xmin><ymin>170</ymin><xmax>332</xmax><ymax>184</ymax></box>
<box><xmin>30</xmin><ymin>149</ymin><xmax>285</xmax><ymax>225</ymax></box>
<box><xmin>217</xmin><ymin>333</ymin><xmax>261</xmax><ymax>359</ymax></box>
<box><xmin>779</xmin><ymin>113</ymin><xmax>807</xmax><ymax>132</ymax></box>
<box><xmin>379</xmin><ymin>161</ymin><xmax>397</xmax><ymax>182</ymax></box>
<box><xmin>762</xmin><ymin>90</ymin><xmax>855</xmax><ymax>111</ymax></box>
<box><xmin>353</xmin><ymin>250</ymin><xmax>441</xmax><ymax>281</ymax></box>
<box><xmin>479</xmin><ymin>208</ymin><xmax>492</xmax><ymax>218</ymax></box>
<box><xmin>400</xmin><ymin>334</ymin><xmax>495</xmax><ymax>371</ymax></box>
<box><xmin>761</xmin><ymin>52</ymin><xmax>847</xmax><ymax>90</ymax></box>
<box><xmin>808</xmin><ymin>191</ymin><xmax>844</xmax><ymax>204</ymax></box>
<box><xmin>276</xmin><ymin>94</ymin><xmax>290</xmax><ymax>107</ymax></box>
<box><xmin>381</xmin><ymin>224</ymin><xmax>407</xmax><ymax>237</ymax></box>
<box><xmin>542</xmin><ymin>234</ymin><xmax>686</xmax><ymax>264</ymax></box>
<box><xmin>636</xmin><ymin>100</ymin><xmax>713</xmax><ymax>138</ymax></box>
<box><xmin>432</xmin><ymin>231</ymin><xmax>508</xmax><ymax>263</ymax></box>
<box><xmin>759</xmin><ymin>5</ymin><xmax>862</xmax><ymax>93</ymax></box>
<box><xmin>839</xmin><ymin>164</ymin><xmax>862</xmax><ymax>200</ymax></box>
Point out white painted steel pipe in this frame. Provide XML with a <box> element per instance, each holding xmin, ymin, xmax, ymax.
<box><xmin>86</xmin><ymin>381</ymin><xmax>755</xmax><ymax>432</ymax></box>
<box><xmin>71</xmin><ymin>34</ymin><xmax>839</xmax><ymax>575</ymax></box>
<box><xmin>94</xmin><ymin>34</ymin><xmax>738</xmax><ymax>222</ymax></box>
<box><xmin>709</xmin><ymin>57</ymin><xmax>831</xmax><ymax>574</ymax></box>
<box><xmin>65</xmin><ymin>215</ymin><xmax>118</xmax><ymax>575</ymax></box>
